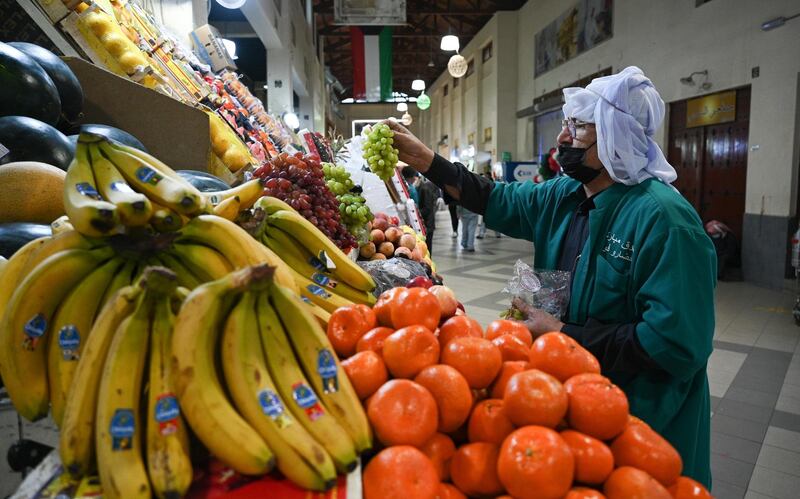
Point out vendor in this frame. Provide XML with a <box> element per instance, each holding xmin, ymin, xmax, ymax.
<box><xmin>382</xmin><ymin>66</ymin><xmax>716</xmax><ymax>488</ymax></box>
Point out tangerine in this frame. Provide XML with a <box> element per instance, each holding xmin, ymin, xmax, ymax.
<box><xmin>489</xmin><ymin>361</ymin><xmax>529</xmax><ymax>399</ymax></box>
<box><xmin>492</xmin><ymin>334</ymin><xmax>531</xmax><ymax>362</ymax></box>
<box><xmin>528</xmin><ymin>332</ymin><xmax>600</xmax><ymax>382</ymax></box>
<box><xmin>610</xmin><ymin>421</ymin><xmax>683</xmax><ymax>487</ymax></box>
<box><xmin>374</xmin><ymin>287</ymin><xmax>408</xmax><ymax>327</ymax></box>
<box><xmin>383</xmin><ymin>325</ymin><xmax>440</xmax><ymax>378</ymax></box>
<box><xmin>341</xmin><ymin>351</ymin><xmax>388</xmax><ymax>400</ymax></box>
<box><xmin>565</xmin><ymin>374</ymin><xmax>629</xmax><ymax>440</ymax></box>
<box><xmin>467</xmin><ymin>398</ymin><xmax>515</xmax><ymax>445</ymax></box>
<box><xmin>420</xmin><ymin>432</ymin><xmax>457</xmax><ymax>481</ymax></box>
<box><xmin>560</xmin><ymin>429</ymin><xmax>614</xmax><ymax>484</ymax></box>
<box><xmin>363</xmin><ymin>445</ymin><xmax>439</xmax><ymax>499</ymax></box>
<box><xmin>503</xmin><ymin>369</ymin><xmax>568</xmax><ymax>428</ymax></box>
<box><xmin>668</xmin><ymin>476</ymin><xmax>712</xmax><ymax>498</ymax></box>
<box><xmin>449</xmin><ymin>442</ymin><xmax>504</xmax><ymax>497</ymax></box>
<box><xmin>485</xmin><ymin>319</ymin><xmax>533</xmax><ymax>346</ymax></box>
<box><xmin>414</xmin><ymin>364</ymin><xmax>474</xmax><ymax>432</ymax></box>
<box><xmin>391</xmin><ymin>287</ymin><xmax>442</xmax><ymax>331</ymax></box>
<box><xmin>326</xmin><ymin>304</ymin><xmax>376</xmax><ymax>358</ymax></box>
<box><xmin>438</xmin><ymin>315</ymin><xmax>483</xmax><ymax>347</ymax></box>
<box><xmin>603</xmin><ymin>466</ymin><xmax>671</xmax><ymax>499</ymax></box>
<box><xmin>497</xmin><ymin>426</ymin><xmax>574</xmax><ymax>499</ymax></box>
<box><xmin>367</xmin><ymin>380</ymin><xmax>438</xmax><ymax>447</ymax></box>
<box><xmin>441</xmin><ymin>336</ymin><xmax>502</xmax><ymax>389</ymax></box>
<box><xmin>356</xmin><ymin>326</ymin><xmax>395</xmax><ymax>356</ymax></box>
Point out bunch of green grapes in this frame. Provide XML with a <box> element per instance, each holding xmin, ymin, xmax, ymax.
<box><xmin>362</xmin><ymin>123</ymin><xmax>399</xmax><ymax>180</ymax></box>
<box><xmin>322</xmin><ymin>162</ymin><xmax>355</xmax><ymax>196</ymax></box>
<box><xmin>338</xmin><ymin>193</ymin><xmax>374</xmax><ymax>236</ymax></box>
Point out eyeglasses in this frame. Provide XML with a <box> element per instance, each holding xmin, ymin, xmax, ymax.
<box><xmin>561</xmin><ymin>118</ymin><xmax>595</xmax><ymax>139</ymax></box>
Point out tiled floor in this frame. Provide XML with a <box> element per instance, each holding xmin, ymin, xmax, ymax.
<box><xmin>1</xmin><ymin>211</ymin><xmax>799</xmax><ymax>498</ymax></box>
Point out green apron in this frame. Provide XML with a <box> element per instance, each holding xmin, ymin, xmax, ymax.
<box><xmin>485</xmin><ymin>177</ymin><xmax>715</xmax><ymax>488</ymax></box>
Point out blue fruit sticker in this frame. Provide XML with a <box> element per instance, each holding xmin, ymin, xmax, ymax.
<box><xmin>311</xmin><ymin>273</ymin><xmax>339</xmax><ymax>289</ymax></box>
<box><xmin>258</xmin><ymin>389</ymin><xmax>291</xmax><ymax>428</ymax></box>
<box><xmin>22</xmin><ymin>313</ymin><xmax>46</xmax><ymax>350</ymax></box>
<box><xmin>306</xmin><ymin>284</ymin><xmax>331</xmax><ymax>299</ymax></box>
<box><xmin>75</xmin><ymin>182</ymin><xmax>101</xmax><ymax>200</ymax></box>
<box><xmin>308</xmin><ymin>256</ymin><xmax>328</xmax><ymax>272</ymax></box>
<box><xmin>110</xmin><ymin>409</ymin><xmax>135</xmax><ymax>450</ymax></box>
<box><xmin>58</xmin><ymin>325</ymin><xmax>80</xmax><ymax>361</ymax></box>
<box><xmin>291</xmin><ymin>382</ymin><xmax>324</xmax><ymax>421</ymax></box>
<box><xmin>135</xmin><ymin>166</ymin><xmax>163</xmax><ymax>186</ymax></box>
<box><xmin>154</xmin><ymin>394</ymin><xmax>180</xmax><ymax>436</ymax></box>
<box><xmin>110</xmin><ymin>181</ymin><xmax>135</xmax><ymax>193</ymax></box>
<box><xmin>317</xmin><ymin>349</ymin><xmax>339</xmax><ymax>393</ymax></box>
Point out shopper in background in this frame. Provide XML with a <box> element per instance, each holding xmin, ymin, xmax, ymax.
<box><xmin>448</xmin><ymin>201</ymin><xmax>459</xmax><ymax>238</ymax></box>
<box><xmin>458</xmin><ymin>205</ymin><xmax>479</xmax><ymax>252</ymax></box>
<box><xmin>416</xmin><ymin>176</ymin><xmax>440</xmax><ymax>254</ymax></box>
<box><xmin>381</xmin><ymin>66</ymin><xmax>716</xmax><ymax>487</ymax></box>
<box><xmin>401</xmin><ymin>166</ymin><xmax>420</xmax><ymax>205</ymax></box>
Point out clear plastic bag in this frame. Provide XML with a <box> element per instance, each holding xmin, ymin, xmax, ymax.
<box><xmin>358</xmin><ymin>258</ymin><xmax>430</xmax><ymax>296</ymax></box>
<box><xmin>502</xmin><ymin>260</ymin><xmax>571</xmax><ymax>318</ymax></box>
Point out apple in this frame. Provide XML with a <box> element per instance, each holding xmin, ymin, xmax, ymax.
<box><xmin>372</xmin><ymin>218</ymin><xmax>389</xmax><ymax>231</ymax></box>
<box><xmin>375</xmin><ymin>212</ymin><xmax>388</xmax><ymax>219</ymax></box>
<box><xmin>399</xmin><ymin>233</ymin><xmax>417</xmax><ymax>250</ymax></box>
<box><xmin>394</xmin><ymin>246</ymin><xmax>413</xmax><ymax>259</ymax></box>
<box><xmin>370</xmin><ymin>229</ymin><xmax>386</xmax><ymax>244</ymax></box>
<box><xmin>390</xmin><ymin>216</ymin><xmax>400</xmax><ymax>225</ymax></box>
<box><xmin>407</xmin><ymin>276</ymin><xmax>434</xmax><ymax>289</ymax></box>
<box><xmin>360</xmin><ymin>242</ymin><xmax>376</xmax><ymax>259</ymax></box>
<box><xmin>378</xmin><ymin>242</ymin><xmax>395</xmax><ymax>257</ymax></box>
<box><xmin>385</xmin><ymin>227</ymin><xmax>403</xmax><ymax>244</ymax></box>
<box><xmin>411</xmin><ymin>247</ymin><xmax>424</xmax><ymax>262</ymax></box>
<box><xmin>429</xmin><ymin>285</ymin><xmax>458</xmax><ymax>318</ymax></box>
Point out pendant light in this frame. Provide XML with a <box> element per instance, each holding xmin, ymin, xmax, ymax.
<box><xmin>440</xmin><ymin>35</ymin><xmax>459</xmax><ymax>52</ymax></box>
<box><xmin>411</xmin><ymin>79</ymin><xmax>426</xmax><ymax>91</ymax></box>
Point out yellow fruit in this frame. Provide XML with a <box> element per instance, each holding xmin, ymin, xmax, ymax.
<box><xmin>0</xmin><ymin>162</ymin><xmax>65</xmax><ymax>224</ymax></box>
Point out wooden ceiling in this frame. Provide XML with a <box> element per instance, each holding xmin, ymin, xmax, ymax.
<box><xmin>313</xmin><ymin>0</ymin><xmax>527</xmax><ymax>98</ymax></box>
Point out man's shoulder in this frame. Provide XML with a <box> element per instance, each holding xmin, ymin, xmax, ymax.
<box><xmin>626</xmin><ymin>179</ymin><xmax>704</xmax><ymax>232</ymax></box>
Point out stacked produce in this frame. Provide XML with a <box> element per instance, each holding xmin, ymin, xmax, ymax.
<box><xmin>322</xmin><ymin>162</ymin><xmax>374</xmax><ymax>240</ymax></box>
<box><xmin>253</xmin><ymin>153</ymin><xmax>358</xmax><ymax>250</ymax></box>
<box><xmin>326</xmin><ymin>286</ymin><xmax>713</xmax><ymax>499</ymax></box>
<box><xmin>359</xmin><ymin>212</ymin><xmax>433</xmax><ymax>268</ymax></box>
<box><xmin>361</xmin><ymin>123</ymin><xmax>399</xmax><ymax>181</ymax></box>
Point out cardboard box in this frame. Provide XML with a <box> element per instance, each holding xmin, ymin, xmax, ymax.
<box><xmin>63</xmin><ymin>56</ymin><xmax>212</xmax><ymax>172</ymax></box>
<box><xmin>190</xmin><ymin>24</ymin><xmax>236</xmax><ymax>73</ymax></box>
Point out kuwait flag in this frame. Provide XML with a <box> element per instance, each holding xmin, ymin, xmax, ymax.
<box><xmin>350</xmin><ymin>26</ymin><xmax>393</xmax><ymax>102</ymax></box>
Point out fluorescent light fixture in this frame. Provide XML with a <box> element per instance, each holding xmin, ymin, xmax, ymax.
<box><xmin>262</xmin><ymin>84</ymin><xmax>268</xmax><ymax>89</ymax></box>
<box><xmin>283</xmin><ymin>112</ymin><xmax>300</xmax><ymax>130</ymax></box>
<box><xmin>411</xmin><ymin>79</ymin><xmax>426</xmax><ymax>91</ymax></box>
<box><xmin>397</xmin><ymin>102</ymin><xmax>408</xmax><ymax>112</ymax></box>
<box><xmin>221</xmin><ymin>38</ymin><xmax>238</xmax><ymax>60</ymax></box>
<box><xmin>216</xmin><ymin>0</ymin><xmax>247</xmax><ymax>9</ymax></box>
<box><xmin>440</xmin><ymin>35</ymin><xmax>459</xmax><ymax>52</ymax></box>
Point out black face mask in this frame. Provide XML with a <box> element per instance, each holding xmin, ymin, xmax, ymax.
<box><xmin>556</xmin><ymin>142</ymin><xmax>602</xmax><ymax>184</ymax></box>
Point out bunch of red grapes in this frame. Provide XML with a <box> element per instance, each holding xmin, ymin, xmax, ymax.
<box><xmin>253</xmin><ymin>152</ymin><xmax>358</xmax><ymax>249</ymax></box>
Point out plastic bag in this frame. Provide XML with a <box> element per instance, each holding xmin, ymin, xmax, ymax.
<box><xmin>502</xmin><ymin>260</ymin><xmax>571</xmax><ymax>318</ymax></box>
<box><xmin>358</xmin><ymin>258</ymin><xmax>430</xmax><ymax>296</ymax></box>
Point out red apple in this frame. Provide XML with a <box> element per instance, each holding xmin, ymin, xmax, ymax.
<box><xmin>385</xmin><ymin>227</ymin><xmax>403</xmax><ymax>244</ymax></box>
<box><xmin>372</xmin><ymin>218</ymin><xmax>389</xmax><ymax>231</ymax></box>
<box><xmin>407</xmin><ymin>276</ymin><xmax>434</xmax><ymax>289</ymax></box>
<box><xmin>429</xmin><ymin>285</ymin><xmax>458</xmax><ymax>318</ymax></box>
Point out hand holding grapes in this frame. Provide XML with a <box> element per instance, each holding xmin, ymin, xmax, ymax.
<box><xmin>380</xmin><ymin>120</ymin><xmax>435</xmax><ymax>173</ymax></box>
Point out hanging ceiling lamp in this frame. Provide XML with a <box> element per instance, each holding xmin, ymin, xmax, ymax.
<box><xmin>440</xmin><ymin>35</ymin><xmax>459</xmax><ymax>52</ymax></box>
<box><xmin>417</xmin><ymin>92</ymin><xmax>431</xmax><ymax>110</ymax></box>
<box><xmin>397</xmin><ymin>102</ymin><xmax>408</xmax><ymax>112</ymax></box>
<box><xmin>216</xmin><ymin>0</ymin><xmax>247</xmax><ymax>9</ymax></box>
<box><xmin>448</xmin><ymin>54</ymin><xmax>467</xmax><ymax>78</ymax></box>
<box><xmin>411</xmin><ymin>79</ymin><xmax>426</xmax><ymax>91</ymax></box>
<box><xmin>401</xmin><ymin>112</ymin><xmax>413</xmax><ymax>126</ymax></box>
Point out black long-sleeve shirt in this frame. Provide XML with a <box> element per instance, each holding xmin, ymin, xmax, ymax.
<box><xmin>423</xmin><ymin>154</ymin><xmax>661</xmax><ymax>375</ymax></box>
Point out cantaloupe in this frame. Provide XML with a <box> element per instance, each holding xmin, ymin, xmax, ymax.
<box><xmin>0</xmin><ymin>161</ymin><xmax>66</xmax><ymax>224</ymax></box>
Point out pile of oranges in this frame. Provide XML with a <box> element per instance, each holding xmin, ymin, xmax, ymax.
<box><xmin>327</xmin><ymin>286</ymin><xmax>713</xmax><ymax>499</ymax></box>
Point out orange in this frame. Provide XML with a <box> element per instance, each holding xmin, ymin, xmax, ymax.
<box><xmin>440</xmin><ymin>337</ymin><xmax>502</xmax><ymax>389</ymax></box>
<box><xmin>363</xmin><ymin>445</ymin><xmax>439</xmax><ymax>499</ymax></box>
<box><xmin>420</xmin><ymin>433</ymin><xmax>456</xmax><ymax>481</ymax></box>
<box><xmin>565</xmin><ymin>488</ymin><xmax>607</xmax><ymax>499</ymax></box>
<box><xmin>668</xmin><ymin>476</ymin><xmax>713</xmax><ymax>498</ymax></box>
<box><xmin>341</xmin><ymin>351</ymin><xmax>388</xmax><ymax>400</ymax></box>
<box><xmin>497</xmin><ymin>426</ymin><xmax>574</xmax><ymax>499</ymax></box>
<box><xmin>528</xmin><ymin>332</ymin><xmax>600</xmax><ymax>382</ymax></box>
<box><xmin>610</xmin><ymin>421</ymin><xmax>683</xmax><ymax>487</ymax></box>
<box><xmin>449</xmin><ymin>442</ymin><xmax>504</xmax><ymax>497</ymax></box>
<box><xmin>489</xmin><ymin>361</ymin><xmax>529</xmax><ymax>399</ymax></box>
<box><xmin>367</xmin><ymin>379</ymin><xmax>438</xmax><ymax>447</ymax></box>
<box><xmin>414</xmin><ymin>365</ymin><xmax>473</xmax><ymax>432</ymax></box>
<box><xmin>603</xmin><ymin>467</ymin><xmax>671</xmax><ymax>499</ymax></box>
<box><xmin>438</xmin><ymin>315</ymin><xmax>484</xmax><ymax>347</ymax></box>
<box><xmin>565</xmin><ymin>374</ymin><xmax>629</xmax><ymax>440</ymax></box>
<box><xmin>391</xmin><ymin>287</ymin><xmax>442</xmax><ymax>331</ymax></box>
<box><xmin>326</xmin><ymin>304</ymin><xmax>376</xmax><ymax>358</ymax></box>
<box><xmin>374</xmin><ymin>287</ymin><xmax>408</xmax><ymax>327</ymax></box>
<box><xmin>436</xmin><ymin>483</ymin><xmax>466</xmax><ymax>499</ymax></box>
<box><xmin>467</xmin><ymin>399</ymin><xmax>515</xmax><ymax>445</ymax></box>
<box><xmin>492</xmin><ymin>334</ymin><xmax>531</xmax><ymax>362</ymax></box>
<box><xmin>382</xmin><ymin>325</ymin><xmax>440</xmax><ymax>378</ymax></box>
<box><xmin>503</xmin><ymin>369</ymin><xmax>568</xmax><ymax>428</ymax></box>
<box><xmin>356</xmin><ymin>326</ymin><xmax>394</xmax><ymax>357</ymax></box>
<box><xmin>485</xmin><ymin>319</ymin><xmax>533</xmax><ymax>346</ymax></box>
<box><xmin>560</xmin><ymin>429</ymin><xmax>614</xmax><ymax>485</ymax></box>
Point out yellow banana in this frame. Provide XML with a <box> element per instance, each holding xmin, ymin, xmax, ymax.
<box><xmin>270</xmin><ymin>284</ymin><xmax>372</xmax><ymax>453</ymax></box>
<box><xmin>253</xmin><ymin>195</ymin><xmax>293</xmax><ymax>215</ymax></box>
<box><xmin>98</xmin><ymin>140</ymin><xmax>204</xmax><ymax>216</ymax></box>
<box><xmin>211</xmin><ymin>195</ymin><xmax>241</xmax><ymax>221</ymax></box>
<box><xmin>63</xmin><ymin>140</ymin><xmax>120</xmax><ymax>237</ymax></box>
<box><xmin>106</xmin><ymin>138</ymin><xmax>184</xmax><ymax>182</ymax></box>
<box><xmin>256</xmin><ymin>292</ymin><xmax>358</xmax><ymax>473</ymax></box>
<box><xmin>292</xmin><ymin>270</ymin><xmax>356</xmax><ymax>314</ymax></box>
<box><xmin>95</xmin><ymin>275</ymin><xmax>155</xmax><ymax>499</ymax></box>
<box><xmin>170</xmin><ymin>242</ymin><xmax>234</xmax><ymax>282</ymax></box>
<box><xmin>155</xmin><ymin>252</ymin><xmax>203</xmax><ymax>289</ymax></box>
<box><xmin>305</xmin><ymin>300</ymin><xmax>331</xmax><ymax>329</ymax></box>
<box><xmin>60</xmin><ymin>281</ymin><xmax>143</xmax><ymax>477</ymax></box>
<box><xmin>204</xmin><ymin>178</ymin><xmax>264</xmax><ymax>210</ymax></box>
<box><xmin>267</xmin><ymin>209</ymin><xmax>375</xmax><ymax>291</ymax></box>
<box><xmin>222</xmin><ymin>291</ymin><xmax>337</xmax><ymax>491</ymax></box>
<box><xmin>172</xmin><ymin>268</ymin><xmax>275</xmax><ymax>475</ymax></box>
<box><xmin>0</xmin><ymin>246</ymin><xmax>114</xmax><ymax>421</ymax></box>
<box><xmin>147</xmin><ymin>284</ymin><xmax>192</xmax><ymax>499</ymax></box>
<box><xmin>149</xmin><ymin>201</ymin><xmax>184</xmax><ymax>233</ymax></box>
<box><xmin>48</xmin><ymin>257</ymin><xmax>125</xmax><ymax>427</ymax></box>
<box><xmin>89</xmin><ymin>144</ymin><xmax>152</xmax><ymax>226</ymax></box>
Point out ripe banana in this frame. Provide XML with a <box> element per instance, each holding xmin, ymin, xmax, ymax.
<box><xmin>211</xmin><ymin>195</ymin><xmax>241</xmax><ymax>221</ymax></box>
<box><xmin>60</xmin><ymin>281</ymin><xmax>143</xmax><ymax>477</ymax></box>
<box><xmin>270</xmin><ymin>284</ymin><xmax>372</xmax><ymax>453</ymax></box>
<box><xmin>95</xmin><ymin>277</ymin><xmax>153</xmax><ymax>499</ymax></box>
<box><xmin>172</xmin><ymin>268</ymin><xmax>275</xmax><ymax>475</ymax></box>
<box><xmin>253</xmin><ymin>196</ymin><xmax>294</xmax><ymax>216</ymax></box>
<box><xmin>48</xmin><ymin>257</ymin><xmax>125</xmax><ymax>427</ymax></box>
<box><xmin>63</xmin><ymin>141</ymin><xmax>120</xmax><ymax>237</ymax></box>
<box><xmin>256</xmin><ymin>292</ymin><xmax>358</xmax><ymax>473</ymax></box>
<box><xmin>149</xmin><ymin>201</ymin><xmax>184</xmax><ymax>233</ymax></box>
<box><xmin>267</xmin><ymin>209</ymin><xmax>375</xmax><ymax>291</ymax></box>
<box><xmin>100</xmin><ymin>259</ymin><xmax>139</xmax><ymax>306</ymax></box>
<box><xmin>98</xmin><ymin>140</ymin><xmax>204</xmax><ymax>216</ymax></box>
<box><xmin>170</xmin><ymin>242</ymin><xmax>234</xmax><ymax>282</ymax></box>
<box><xmin>204</xmin><ymin>178</ymin><xmax>264</xmax><ymax>210</ymax></box>
<box><xmin>155</xmin><ymin>253</ymin><xmax>202</xmax><ymax>289</ymax></box>
<box><xmin>89</xmin><ymin>144</ymin><xmax>152</xmax><ymax>226</ymax></box>
<box><xmin>0</xmin><ymin>246</ymin><xmax>114</xmax><ymax>421</ymax></box>
<box><xmin>291</xmin><ymin>269</ymin><xmax>356</xmax><ymax>314</ymax></box>
<box><xmin>147</xmin><ymin>284</ymin><xmax>192</xmax><ymax>499</ymax></box>
<box><xmin>222</xmin><ymin>291</ymin><xmax>337</xmax><ymax>491</ymax></box>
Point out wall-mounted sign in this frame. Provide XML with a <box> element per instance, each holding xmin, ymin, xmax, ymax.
<box><xmin>686</xmin><ymin>90</ymin><xmax>736</xmax><ymax>128</ymax></box>
<box><xmin>334</xmin><ymin>0</ymin><xmax>406</xmax><ymax>25</ymax></box>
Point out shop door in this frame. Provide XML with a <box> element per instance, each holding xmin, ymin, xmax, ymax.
<box><xmin>667</xmin><ymin>87</ymin><xmax>750</xmax><ymax>239</ymax></box>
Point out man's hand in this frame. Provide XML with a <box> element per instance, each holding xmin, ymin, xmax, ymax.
<box><xmin>381</xmin><ymin>119</ymin><xmax>435</xmax><ymax>173</ymax></box>
<box><xmin>511</xmin><ymin>297</ymin><xmax>565</xmax><ymax>337</ymax></box>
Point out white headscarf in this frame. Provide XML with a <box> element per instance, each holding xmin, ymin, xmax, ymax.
<box><xmin>562</xmin><ymin>66</ymin><xmax>677</xmax><ymax>186</ymax></box>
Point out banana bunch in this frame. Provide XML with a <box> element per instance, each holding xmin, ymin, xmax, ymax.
<box><xmin>249</xmin><ymin>196</ymin><xmax>377</xmax><ymax>314</ymax></box>
<box><xmin>172</xmin><ymin>264</ymin><xmax>371</xmax><ymax>491</ymax></box>
<box><xmin>207</xmin><ymin>110</ymin><xmax>257</xmax><ymax>173</ymax></box>
<box><xmin>64</xmin><ymin>133</ymin><xmax>265</xmax><ymax>237</ymax></box>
